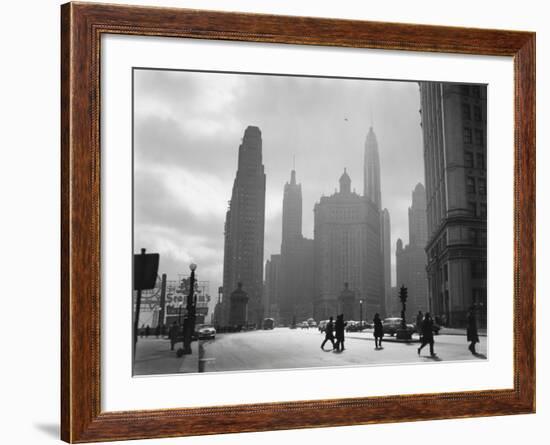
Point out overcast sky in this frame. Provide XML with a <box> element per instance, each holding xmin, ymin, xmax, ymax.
<box><xmin>134</xmin><ymin>69</ymin><xmax>425</xmax><ymax>300</ymax></box>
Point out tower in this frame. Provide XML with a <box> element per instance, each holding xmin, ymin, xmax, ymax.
<box><xmin>396</xmin><ymin>184</ymin><xmax>429</xmax><ymax>320</ymax></box>
<box><xmin>380</xmin><ymin>208</ymin><xmax>392</xmax><ymax>316</ymax></box>
<box><xmin>279</xmin><ymin>168</ymin><xmax>314</xmax><ymax>325</ymax></box>
<box><xmin>222</xmin><ymin>126</ymin><xmax>266</xmax><ymax>327</ymax></box>
<box><xmin>364</xmin><ymin>126</ymin><xmax>382</xmax><ymax>210</ymax></box>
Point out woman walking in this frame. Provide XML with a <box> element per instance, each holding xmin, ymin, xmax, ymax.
<box><xmin>417</xmin><ymin>313</ymin><xmax>436</xmax><ymax>357</ymax></box>
<box><xmin>321</xmin><ymin>316</ymin><xmax>335</xmax><ymax>350</ymax></box>
<box><xmin>373</xmin><ymin>313</ymin><xmax>384</xmax><ymax>349</ymax></box>
<box><xmin>467</xmin><ymin>309</ymin><xmax>479</xmax><ymax>354</ymax></box>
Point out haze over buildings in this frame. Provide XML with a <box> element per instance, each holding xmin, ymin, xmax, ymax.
<box><xmin>133</xmin><ymin>69</ymin><xmax>426</xmax><ymax>316</ymax></box>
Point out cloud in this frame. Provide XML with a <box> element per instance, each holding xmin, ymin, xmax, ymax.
<box><xmin>134</xmin><ymin>69</ymin><xmax>426</xmax><ymax>294</ymax></box>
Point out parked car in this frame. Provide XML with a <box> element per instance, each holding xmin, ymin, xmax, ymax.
<box><xmin>306</xmin><ymin>318</ymin><xmax>317</xmax><ymax>328</ymax></box>
<box><xmin>318</xmin><ymin>320</ymin><xmax>328</xmax><ymax>333</ymax></box>
<box><xmin>263</xmin><ymin>318</ymin><xmax>275</xmax><ymax>330</ymax></box>
<box><xmin>195</xmin><ymin>324</ymin><xmax>216</xmax><ymax>340</ymax></box>
<box><xmin>382</xmin><ymin>317</ymin><xmax>415</xmax><ymax>336</ymax></box>
<box><xmin>345</xmin><ymin>320</ymin><xmax>358</xmax><ymax>332</ymax></box>
<box><xmin>346</xmin><ymin>320</ymin><xmax>371</xmax><ymax>332</ymax></box>
<box><xmin>298</xmin><ymin>321</ymin><xmax>309</xmax><ymax>329</ymax></box>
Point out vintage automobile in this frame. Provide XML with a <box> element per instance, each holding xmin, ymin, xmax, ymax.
<box><xmin>195</xmin><ymin>324</ymin><xmax>216</xmax><ymax>340</ymax></box>
<box><xmin>263</xmin><ymin>318</ymin><xmax>275</xmax><ymax>330</ymax></box>
<box><xmin>306</xmin><ymin>318</ymin><xmax>317</xmax><ymax>328</ymax></box>
<box><xmin>382</xmin><ymin>317</ymin><xmax>415</xmax><ymax>336</ymax></box>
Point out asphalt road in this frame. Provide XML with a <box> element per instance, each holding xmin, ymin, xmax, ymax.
<box><xmin>134</xmin><ymin>327</ymin><xmax>487</xmax><ymax>376</ymax></box>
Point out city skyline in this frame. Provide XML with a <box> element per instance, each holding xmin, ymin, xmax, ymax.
<box><xmin>134</xmin><ymin>69</ymin><xmax>425</xmax><ymax>307</ymax></box>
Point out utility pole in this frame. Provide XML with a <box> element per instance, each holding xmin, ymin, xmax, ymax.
<box><xmin>181</xmin><ymin>263</ymin><xmax>197</xmax><ymax>354</ymax></box>
<box><xmin>158</xmin><ymin>273</ymin><xmax>167</xmax><ymax>334</ymax></box>
<box><xmin>133</xmin><ymin>249</ymin><xmax>146</xmax><ymax>364</ymax></box>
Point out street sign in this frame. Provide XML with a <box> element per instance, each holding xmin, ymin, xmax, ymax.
<box><xmin>134</xmin><ymin>252</ymin><xmax>160</xmax><ymax>290</ymax></box>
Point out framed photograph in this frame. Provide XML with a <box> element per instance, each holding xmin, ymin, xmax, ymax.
<box><xmin>61</xmin><ymin>2</ymin><xmax>535</xmax><ymax>442</ymax></box>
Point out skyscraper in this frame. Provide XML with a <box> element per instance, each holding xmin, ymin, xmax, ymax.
<box><xmin>222</xmin><ymin>126</ymin><xmax>266</xmax><ymax>327</ymax></box>
<box><xmin>419</xmin><ymin>83</ymin><xmax>487</xmax><ymax>327</ymax></box>
<box><xmin>264</xmin><ymin>254</ymin><xmax>281</xmax><ymax>321</ymax></box>
<box><xmin>364</xmin><ymin>126</ymin><xmax>382</xmax><ymax>210</ymax></box>
<box><xmin>279</xmin><ymin>169</ymin><xmax>314</xmax><ymax>325</ymax></box>
<box><xmin>313</xmin><ymin>170</ymin><xmax>383</xmax><ymax>321</ymax></box>
<box><xmin>395</xmin><ymin>183</ymin><xmax>429</xmax><ymax>318</ymax></box>
<box><xmin>380</xmin><ymin>208</ymin><xmax>392</xmax><ymax>316</ymax></box>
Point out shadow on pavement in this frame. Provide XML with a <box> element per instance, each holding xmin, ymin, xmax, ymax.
<box><xmin>424</xmin><ymin>354</ymin><xmax>443</xmax><ymax>361</ymax></box>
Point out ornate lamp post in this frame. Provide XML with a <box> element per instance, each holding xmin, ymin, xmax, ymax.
<box><xmin>181</xmin><ymin>263</ymin><xmax>197</xmax><ymax>355</ymax></box>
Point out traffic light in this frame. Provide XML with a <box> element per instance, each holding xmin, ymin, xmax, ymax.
<box><xmin>399</xmin><ymin>285</ymin><xmax>408</xmax><ymax>304</ymax></box>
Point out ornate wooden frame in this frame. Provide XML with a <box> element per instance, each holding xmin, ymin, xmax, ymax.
<box><xmin>61</xmin><ymin>2</ymin><xmax>535</xmax><ymax>442</ymax></box>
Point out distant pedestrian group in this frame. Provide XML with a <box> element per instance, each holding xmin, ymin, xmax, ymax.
<box><xmin>317</xmin><ymin>309</ymin><xmax>480</xmax><ymax>359</ymax></box>
<box><xmin>320</xmin><ymin>314</ymin><xmax>347</xmax><ymax>351</ymax></box>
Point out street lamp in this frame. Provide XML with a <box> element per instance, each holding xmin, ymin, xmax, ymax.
<box><xmin>180</xmin><ymin>263</ymin><xmax>197</xmax><ymax>355</ymax></box>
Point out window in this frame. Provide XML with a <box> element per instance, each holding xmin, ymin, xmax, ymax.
<box><xmin>471</xmin><ymin>261</ymin><xmax>486</xmax><ymax>279</ymax></box>
<box><xmin>463</xmin><ymin>127</ymin><xmax>473</xmax><ymax>144</ymax></box>
<box><xmin>478</xmin><ymin>178</ymin><xmax>486</xmax><ymax>195</ymax></box>
<box><xmin>469</xmin><ymin>228</ymin><xmax>478</xmax><ymax>244</ymax></box>
<box><xmin>466</xmin><ymin>177</ymin><xmax>476</xmax><ymax>193</ymax></box>
<box><xmin>476</xmin><ymin>153</ymin><xmax>485</xmax><ymax>170</ymax></box>
<box><xmin>474</xmin><ymin>129</ymin><xmax>484</xmax><ymax>145</ymax></box>
<box><xmin>480</xmin><ymin>230</ymin><xmax>487</xmax><ymax>245</ymax></box>
<box><xmin>472</xmin><ymin>85</ymin><xmax>481</xmax><ymax>98</ymax></box>
<box><xmin>474</xmin><ymin>105</ymin><xmax>482</xmax><ymax>121</ymax></box>
<box><xmin>462</xmin><ymin>103</ymin><xmax>471</xmax><ymax>120</ymax></box>
<box><xmin>480</xmin><ymin>203</ymin><xmax>487</xmax><ymax>218</ymax></box>
<box><xmin>468</xmin><ymin>201</ymin><xmax>477</xmax><ymax>216</ymax></box>
<box><xmin>464</xmin><ymin>151</ymin><xmax>474</xmax><ymax>168</ymax></box>
<box><xmin>461</xmin><ymin>85</ymin><xmax>470</xmax><ymax>95</ymax></box>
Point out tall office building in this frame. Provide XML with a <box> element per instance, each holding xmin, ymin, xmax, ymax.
<box><xmin>264</xmin><ymin>254</ymin><xmax>281</xmax><ymax>321</ymax></box>
<box><xmin>364</xmin><ymin>126</ymin><xmax>382</xmax><ymax>211</ymax></box>
<box><xmin>380</xmin><ymin>208</ymin><xmax>392</xmax><ymax>316</ymax></box>
<box><xmin>419</xmin><ymin>83</ymin><xmax>487</xmax><ymax>327</ymax></box>
<box><xmin>221</xmin><ymin>126</ymin><xmax>266</xmax><ymax>327</ymax></box>
<box><xmin>279</xmin><ymin>169</ymin><xmax>314</xmax><ymax>325</ymax></box>
<box><xmin>395</xmin><ymin>183</ymin><xmax>429</xmax><ymax>318</ymax></box>
<box><xmin>313</xmin><ymin>170</ymin><xmax>383</xmax><ymax>321</ymax></box>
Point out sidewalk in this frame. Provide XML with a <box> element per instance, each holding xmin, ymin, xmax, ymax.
<box><xmin>344</xmin><ymin>327</ymin><xmax>486</xmax><ymax>344</ymax></box>
<box><xmin>439</xmin><ymin>327</ymin><xmax>487</xmax><ymax>337</ymax></box>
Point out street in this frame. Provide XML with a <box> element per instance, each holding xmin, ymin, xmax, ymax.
<box><xmin>134</xmin><ymin>327</ymin><xmax>487</xmax><ymax>376</ymax></box>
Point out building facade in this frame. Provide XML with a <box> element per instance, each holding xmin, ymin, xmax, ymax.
<box><xmin>278</xmin><ymin>169</ymin><xmax>315</xmax><ymax>325</ymax></box>
<box><xmin>264</xmin><ymin>254</ymin><xmax>281</xmax><ymax>321</ymax></box>
<box><xmin>221</xmin><ymin>126</ymin><xmax>266</xmax><ymax>327</ymax></box>
<box><xmin>395</xmin><ymin>183</ymin><xmax>429</xmax><ymax>319</ymax></box>
<box><xmin>380</xmin><ymin>208</ymin><xmax>392</xmax><ymax>317</ymax></box>
<box><xmin>419</xmin><ymin>83</ymin><xmax>487</xmax><ymax>327</ymax></box>
<box><xmin>313</xmin><ymin>170</ymin><xmax>383</xmax><ymax>321</ymax></box>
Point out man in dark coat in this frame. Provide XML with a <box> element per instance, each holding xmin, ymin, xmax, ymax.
<box><xmin>417</xmin><ymin>313</ymin><xmax>436</xmax><ymax>356</ymax></box>
<box><xmin>168</xmin><ymin>321</ymin><xmax>179</xmax><ymax>350</ymax></box>
<box><xmin>334</xmin><ymin>314</ymin><xmax>347</xmax><ymax>351</ymax></box>
<box><xmin>373</xmin><ymin>313</ymin><xmax>384</xmax><ymax>349</ymax></box>
<box><xmin>467</xmin><ymin>309</ymin><xmax>480</xmax><ymax>354</ymax></box>
<box><xmin>416</xmin><ymin>311</ymin><xmax>423</xmax><ymax>333</ymax></box>
<box><xmin>321</xmin><ymin>316</ymin><xmax>335</xmax><ymax>350</ymax></box>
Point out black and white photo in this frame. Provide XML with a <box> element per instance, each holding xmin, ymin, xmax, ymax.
<box><xmin>132</xmin><ymin>69</ymin><xmax>487</xmax><ymax>376</ymax></box>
